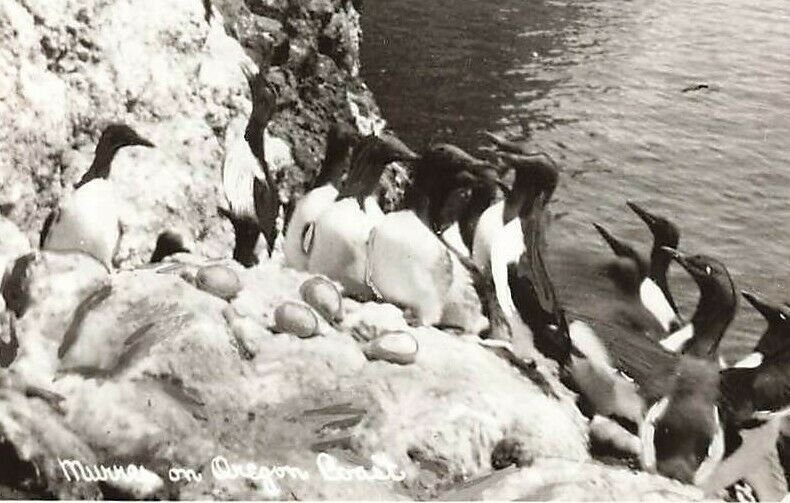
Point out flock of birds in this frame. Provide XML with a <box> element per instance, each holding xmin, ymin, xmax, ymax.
<box><xmin>6</xmin><ymin>67</ymin><xmax>790</xmax><ymax>500</ymax></box>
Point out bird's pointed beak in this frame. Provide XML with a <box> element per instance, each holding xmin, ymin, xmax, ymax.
<box><xmin>741</xmin><ymin>290</ymin><xmax>782</xmax><ymax>321</ymax></box>
<box><xmin>381</xmin><ymin>134</ymin><xmax>420</xmax><ymax>163</ymax></box>
<box><xmin>133</xmin><ymin>136</ymin><xmax>155</xmax><ymax>148</ymax></box>
<box><xmin>661</xmin><ymin>246</ymin><xmax>683</xmax><ymax>262</ymax></box>
<box><xmin>593</xmin><ymin>223</ymin><xmax>626</xmax><ymax>256</ymax></box>
<box><xmin>626</xmin><ymin>201</ymin><xmax>658</xmax><ymax>227</ymax></box>
<box><xmin>661</xmin><ymin>246</ymin><xmax>699</xmax><ymax>276</ymax></box>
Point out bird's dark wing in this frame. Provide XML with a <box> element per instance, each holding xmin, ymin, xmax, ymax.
<box><xmin>510</xmin><ymin>199</ymin><xmax>571</xmax><ymax>364</ymax></box>
<box><xmin>569</xmin><ymin>312</ymin><xmax>678</xmax><ymax>403</ymax></box>
<box><xmin>39</xmin><ymin>209</ymin><xmax>58</xmax><ymax>248</ymax></box>
<box><xmin>253</xmin><ymin>175</ymin><xmax>280</xmax><ymax>256</ymax></box>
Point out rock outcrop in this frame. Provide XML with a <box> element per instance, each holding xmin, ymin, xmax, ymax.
<box><xmin>0</xmin><ymin>0</ymin><xmax>719</xmax><ymax>500</ymax></box>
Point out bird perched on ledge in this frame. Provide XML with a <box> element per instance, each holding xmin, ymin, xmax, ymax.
<box><xmin>283</xmin><ymin>123</ymin><xmax>360</xmax><ymax>272</ymax></box>
<box><xmin>41</xmin><ymin>124</ymin><xmax>155</xmax><ymax>270</ymax></box>
<box><xmin>220</xmin><ymin>69</ymin><xmax>282</xmax><ymax>267</ymax></box>
<box><xmin>306</xmin><ymin>132</ymin><xmax>419</xmax><ymax>299</ymax></box>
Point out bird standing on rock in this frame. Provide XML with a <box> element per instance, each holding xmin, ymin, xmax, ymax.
<box><xmin>220</xmin><ymin>70</ymin><xmax>281</xmax><ymax>267</ymax></box>
<box><xmin>283</xmin><ymin>123</ymin><xmax>360</xmax><ymax>271</ymax></box>
<box><xmin>306</xmin><ymin>132</ymin><xmax>419</xmax><ymax>299</ymax></box>
<box><xmin>366</xmin><ymin>144</ymin><xmax>500</xmax><ymax>330</ymax></box>
<box><xmin>40</xmin><ymin>124</ymin><xmax>155</xmax><ymax>270</ymax></box>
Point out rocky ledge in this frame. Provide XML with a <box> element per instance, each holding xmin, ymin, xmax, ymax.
<box><xmin>0</xmin><ymin>0</ymin><xmax>709</xmax><ymax>500</ymax></box>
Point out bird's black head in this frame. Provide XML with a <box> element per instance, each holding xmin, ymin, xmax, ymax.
<box><xmin>429</xmin><ymin>166</ymin><xmax>504</xmax><ymax>234</ymax></box>
<box><xmin>497</xmin><ymin>151</ymin><xmax>559</xmax><ymax>223</ymax></box>
<box><xmin>606</xmin><ymin>256</ymin><xmax>642</xmax><ymax>297</ymax></box>
<box><xmin>327</xmin><ymin>123</ymin><xmax>361</xmax><ymax>155</ymax></box>
<box><xmin>74</xmin><ymin>123</ymin><xmax>155</xmax><ymax>188</ymax></box>
<box><xmin>98</xmin><ymin>124</ymin><xmax>155</xmax><ymax>151</ymax></box>
<box><xmin>627</xmin><ymin>201</ymin><xmax>680</xmax><ymax>249</ymax></box>
<box><xmin>593</xmin><ymin>223</ymin><xmax>648</xmax><ymax>278</ymax></box>
<box><xmin>336</xmin><ymin>132</ymin><xmax>418</xmax><ymax>206</ymax></box>
<box><xmin>663</xmin><ymin>248</ymin><xmax>733</xmax><ymax>293</ymax></box>
<box><xmin>640</xmin><ymin>357</ymin><xmax>724</xmax><ymax>485</ymax></box>
<box><xmin>369</xmin><ymin>132</ymin><xmax>420</xmax><ymax>166</ymax></box>
<box><xmin>246</xmin><ymin>71</ymin><xmax>279</xmax><ymax>126</ymax></box>
<box><xmin>741</xmin><ymin>291</ymin><xmax>790</xmax><ymax>361</ymax></box>
<box><xmin>662</xmin><ymin>247</ymin><xmax>736</xmax><ymax>357</ymax></box>
<box><xmin>312</xmin><ymin>123</ymin><xmax>361</xmax><ymax>190</ymax></box>
<box><xmin>150</xmin><ymin>231</ymin><xmax>190</xmax><ymax>263</ymax></box>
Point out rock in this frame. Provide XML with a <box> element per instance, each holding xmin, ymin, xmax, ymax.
<box><xmin>273</xmin><ymin>301</ymin><xmax>320</xmax><ymax>338</ymax></box>
<box><xmin>0</xmin><ymin>216</ymin><xmax>30</xmax><ymax>276</ymax></box>
<box><xmin>440</xmin><ymin>459</ymin><xmax>705</xmax><ymax>501</ymax></box>
<box><xmin>0</xmin><ymin>388</ymin><xmax>101</xmax><ymax>499</ymax></box>
<box><xmin>491</xmin><ymin>437</ymin><xmax>533</xmax><ymax>470</ymax></box>
<box><xmin>195</xmin><ymin>264</ymin><xmax>242</xmax><ymax>301</ymax></box>
<box><xmin>100</xmin><ymin>464</ymin><xmax>165</xmax><ymax>500</ymax></box>
<box><xmin>0</xmin><ymin>0</ymin><xmax>397</xmax><ymax>267</ymax></box>
<box><xmin>1</xmin><ymin>251</ymin><xmax>108</xmax><ymax>381</ymax></box>
<box><xmin>363</xmin><ymin>330</ymin><xmax>418</xmax><ymax>365</ymax></box>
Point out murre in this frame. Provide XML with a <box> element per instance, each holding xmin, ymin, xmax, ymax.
<box><xmin>658</xmin><ymin>248</ymin><xmax>736</xmax><ymax>360</ymax></box>
<box><xmin>220</xmin><ymin>70</ymin><xmax>282</xmax><ymax>267</ymax></box>
<box><xmin>283</xmin><ymin>123</ymin><xmax>359</xmax><ymax>271</ymax></box>
<box><xmin>306</xmin><ymin>132</ymin><xmax>418</xmax><ymax>298</ymax></box>
<box><xmin>366</xmin><ymin>144</ymin><xmax>496</xmax><ymax>329</ymax></box>
<box><xmin>592</xmin><ymin>220</ymin><xmax>680</xmax><ymax>333</ymax></box>
<box><xmin>40</xmin><ymin>124</ymin><xmax>155</xmax><ymax>270</ymax></box>
<box><xmin>626</xmin><ymin>201</ymin><xmax>683</xmax><ymax>324</ymax></box>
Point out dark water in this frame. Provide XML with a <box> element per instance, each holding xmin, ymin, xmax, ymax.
<box><xmin>361</xmin><ymin>0</ymin><xmax>790</xmax><ymax>359</ymax></box>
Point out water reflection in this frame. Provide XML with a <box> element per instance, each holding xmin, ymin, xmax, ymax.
<box><xmin>361</xmin><ymin>0</ymin><xmax>589</xmax><ymax>148</ymax></box>
<box><xmin>361</xmin><ymin>0</ymin><xmax>790</xmax><ymax>356</ymax></box>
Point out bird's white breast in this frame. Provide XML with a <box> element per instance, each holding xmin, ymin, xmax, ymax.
<box><xmin>490</xmin><ymin>218</ymin><xmax>524</xmax><ymax>318</ymax></box>
<box><xmin>440</xmin><ymin>222</ymin><xmax>470</xmax><ymax>257</ymax></box>
<box><xmin>307</xmin><ymin>198</ymin><xmax>372</xmax><ymax>296</ymax></box>
<box><xmin>659</xmin><ymin>323</ymin><xmax>694</xmax><ymax>353</ymax></box>
<box><xmin>222</xmin><ymin>125</ymin><xmax>265</xmax><ymax>219</ymax></box>
<box><xmin>42</xmin><ymin>179</ymin><xmax>120</xmax><ymax>269</ymax></box>
<box><xmin>366</xmin><ymin>210</ymin><xmax>451</xmax><ymax>326</ymax></box>
<box><xmin>639</xmin><ymin>278</ymin><xmax>678</xmax><ymax>332</ymax></box>
<box><xmin>283</xmin><ymin>185</ymin><xmax>339</xmax><ymax>270</ymax></box>
<box><xmin>472</xmin><ymin>200</ymin><xmax>504</xmax><ymax>272</ymax></box>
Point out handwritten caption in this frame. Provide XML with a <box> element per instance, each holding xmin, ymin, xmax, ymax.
<box><xmin>58</xmin><ymin>453</ymin><xmax>406</xmax><ymax>497</ymax></box>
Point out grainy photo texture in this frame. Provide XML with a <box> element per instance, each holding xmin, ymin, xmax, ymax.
<box><xmin>0</xmin><ymin>0</ymin><xmax>789</xmax><ymax>501</ymax></box>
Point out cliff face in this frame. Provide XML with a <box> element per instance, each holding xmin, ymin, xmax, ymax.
<box><xmin>0</xmin><ymin>1</ymin><xmax>711</xmax><ymax>501</ymax></box>
<box><xmin>0</xmin><ymin>0</ymin><xmax>396</xmax><ymax>265</ymax></box>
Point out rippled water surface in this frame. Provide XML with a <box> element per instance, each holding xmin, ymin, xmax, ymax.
<box><xmin>361</xmin><ymin>0</ymin><xmax>790</xmax><ymax>358</ymax></box>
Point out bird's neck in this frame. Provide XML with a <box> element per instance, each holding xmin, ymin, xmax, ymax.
<box><xmin>78</xmin><ymin>144</ymin><xmax>119</xmax><ymax>188</ymax></box>
<box><xmin>459</xmin><ymin>187</ymin><xmax>498</xmax><ymax>251</ymax></box>
<box><xmin>402</xmin><ymin>181</ymin><xmax>433</xmax><ymax>225</ymax></box>
<box><xmin>244</xmin><ymin>118</ymin><xmax>267</xmax><ymax>170</ymax></box>
<box><xmin>688</xmin><ymin>290</ymin><xmax>735</xmax><ymax>357</ymax></box>
<box><xmin>650</xmin><ymin>247</ymin><xmax>679</xmax><ymax>311</ymax></box>
<box><xmin>313</xmin><ymin>144</ymin><xmax>351</xmax><ymax>189</ymax></box>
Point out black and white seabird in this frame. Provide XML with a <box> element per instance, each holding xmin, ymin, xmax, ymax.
<box><xmin>658</xmin><ymin>248</ymin><xmax>737</xmax><ymax>360</ymax></box>
<box><xmin>365</xmin><ymin>144</ymin><xmax>497</xmax><ymax>328</ymax></box>
<box><xmin>40</xmin><ymin>124</ymin><xmax>155</xmax><ymax>269</ymax></box>
<box><xmin>307</xmin><ymin>132</ymin><xmax>418</xmax><ymax>298</ymax></box>
<box><xmin>485</xmin><ymin>151</ymin><xmax>573</xmax><ymax>362</ymax></box>
<box><xmin>592</xmin><ymin>221</ymin><xmax>680</xmax><ymax>334</ymax></box>
<box><xmin>220</xmin><ymin>71</ymin><xmax>282</xmax><ymax>267</ymax></box>
<box><xmin>283</xmin><ymin>123</ymin><xmax>359</xmax><ymax>271</ymax></box>
<box><xmin>626</xmin><ymin>201</ymin><xmax>682</xmax><ymax>320</ymax></box>
<box><xmin>640</xmin><ymin>356</ymin><xmax>726</xmax><ymax>486</ymax></box>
